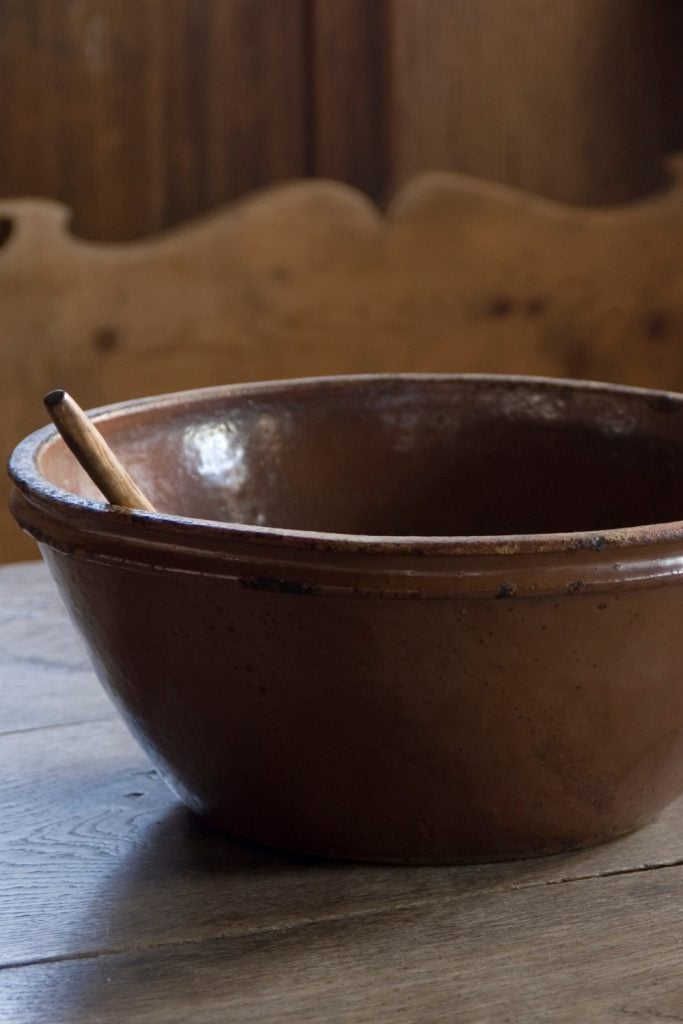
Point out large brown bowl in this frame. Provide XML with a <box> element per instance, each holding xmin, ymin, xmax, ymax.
<box><xmin>9</xmin><ymin>374</ymin><xmax>683</xmax><ymax>862</ymax></box>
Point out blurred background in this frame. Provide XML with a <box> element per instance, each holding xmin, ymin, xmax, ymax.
<box><xmin>2</xmin><ymin>0</ymin><xmax>682</xmax><ymax>236</ymax></box>
<box><xmin>3</xmin><ymin>0</ymin><xmax>683</xmax><ymax>561</ymax></box>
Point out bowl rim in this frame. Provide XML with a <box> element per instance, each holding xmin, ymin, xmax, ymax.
<box><xmin>9</xmin><ymin>371</ymin><xmax>683</xmax><ymax>559</ymax></box>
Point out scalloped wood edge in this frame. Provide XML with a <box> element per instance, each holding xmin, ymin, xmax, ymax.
<box><xmin>3</xmin><ymin>162</ymin><xmax>683</xmax><ymax>560</ymax></box>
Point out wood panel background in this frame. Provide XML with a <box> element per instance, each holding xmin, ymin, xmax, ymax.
<box><xmin>0</xmin><ymin>0</ymin><xmax>309</xmax><ymax>240</ymax></box>
<box><xmin>2</xmin><ymin>0</ymin><xmax>683</xmax><ymax>240</ymax></box>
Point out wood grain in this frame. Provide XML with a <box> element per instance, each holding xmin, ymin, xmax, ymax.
<box><xmin>2</xmin><ymin>850</ymin><xmax>683</xmax><ymax>1022</ymax></box>
<box><xmin>0</xmin><ymin>0</ymin><xmax>308</xmax><ymax>240</ymax></box>
<box><xmin>311</xmin><ymin>0</ymin><xmax>388</xmax><ymax>201</ymax></box>
<box><xmin>2</xmin><ymin>0</ymin><xmax>683</xmax><ymax>232</ymax></box>
<box><xmin>389</xmin><ymin>0</ymin><xmax>668</xmax><ymax>205</ymax></box>
<box><xmin>0</xmin><ymin>561</ymin><xmax>112</xmax><ymax>734</ymax></box>
<box><xmin>661</xmin><ymin>0</ymin><xmax>683</xmax><ymax>156</ymax></box>
<box><xmin>6</xmin><ymin>168</ymin><xmax>683</xmax><ymax>561</ymax></box>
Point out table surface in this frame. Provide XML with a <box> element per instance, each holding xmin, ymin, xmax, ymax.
<box><xmin>2</xmin><ymin>560</ymin><xmax>683</xmax><ymax>1023</ymax></box>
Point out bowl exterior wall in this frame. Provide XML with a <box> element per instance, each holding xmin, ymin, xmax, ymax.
<box><xmin>41</xmin><ymin>545</ymin><xmax>683</xmax><ymax>862</ymax></box>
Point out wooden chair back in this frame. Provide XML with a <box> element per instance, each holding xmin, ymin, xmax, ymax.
<box><xmin>3</xmin><ymin>167</ymin><xmax>683</xmax><ymax>561</ymax></box>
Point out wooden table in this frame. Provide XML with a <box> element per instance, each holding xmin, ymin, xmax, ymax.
<box><xmin>2</xmin><ymin>560</ymin><xmax>683</xmax><ymax>1023</ymax></box>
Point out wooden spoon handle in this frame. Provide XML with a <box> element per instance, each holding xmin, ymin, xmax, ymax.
<box><xmin>44</xmin><ymin>389</ymin><xmax>156</xmax><ymax>513</ymax></box>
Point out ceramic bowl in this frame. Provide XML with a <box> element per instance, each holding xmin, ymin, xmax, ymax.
<box><xmin>9</xmin><ymin>374</ymin><xmax>683</xmax><ymax>862</ymax></box>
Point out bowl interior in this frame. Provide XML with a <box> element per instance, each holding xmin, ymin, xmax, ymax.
<box><xmin>36</xmin><ymin>377</ymin><xmax>683</xmax><ymax>537</ymax></box>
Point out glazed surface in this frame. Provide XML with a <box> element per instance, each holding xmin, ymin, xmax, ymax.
<box><xmin>34</xmin><ymin>375</ymin><xmax>683</xmax><ymax>537</ymax></box>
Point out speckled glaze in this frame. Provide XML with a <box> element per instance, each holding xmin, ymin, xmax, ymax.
<box><xmin>9</xmin><ymin>374</ymin><xmax>683</xmax><ymax>862</ymax></box>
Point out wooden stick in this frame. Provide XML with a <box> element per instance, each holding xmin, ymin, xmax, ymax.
<box><xmin>43</xmin><ymin>389</ymin><xmax>156</xmax><ymax>513</ymax></box>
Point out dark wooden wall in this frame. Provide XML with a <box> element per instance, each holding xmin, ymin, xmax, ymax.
<box><xmin>1</xmin><ymin>0</ymin><xmax>682</xmax><ymax>240</ymax></box>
